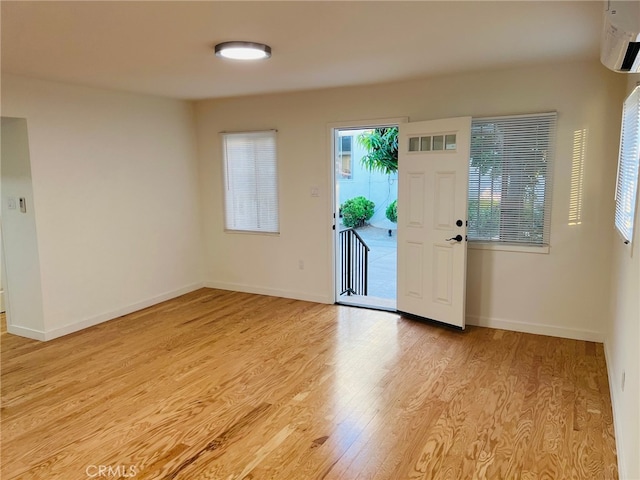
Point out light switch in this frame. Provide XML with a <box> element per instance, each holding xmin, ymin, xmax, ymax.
<box><xmin>310</xmin><ymin>187</ymin><xmax>320</xmax><ymax>197</ymax></box>
<box><xmin>7</xmin><ymin>197</ymin><xmax>16</xmax><ymax>210</ymax></box>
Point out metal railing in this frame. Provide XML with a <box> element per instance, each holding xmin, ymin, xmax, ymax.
<box><xmin>339</xmin><ymin>228</ymin><xmax>370</xmax><ymax>296</ymax></box>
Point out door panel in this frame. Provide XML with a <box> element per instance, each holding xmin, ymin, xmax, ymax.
<box><xmin>397</xmin><ymin>117</ymin><xmax>471</xmax><ymax>328</ymax></box>
<box><xmin>433</xmin><ymin>244</ymin><xmax>453</xmax><ymax>305</ymax></box>
<box><xmin>434</xmin><ymin>172</ymin><xmax>455</xmax><ymax>229</ymax></box>
<box><xmin>404</xmin><ymin>242</ymin><xmax>424</xmax><ymax>298</ymax></box>
<box><xmin>407</xmin><ymin>174</ymin><xmax>425</xmax><ymax>227</ymax></box>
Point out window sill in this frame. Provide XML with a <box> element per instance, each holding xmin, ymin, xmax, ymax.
<box><xmin>224</xmin><ymin>229</ymin><xmax>280</xmax><ymax>236</ymax></box>
<box><xmin>468</xmin><ymin>242</ymin><xmax>550</xmax><ymax>254</ymax></box>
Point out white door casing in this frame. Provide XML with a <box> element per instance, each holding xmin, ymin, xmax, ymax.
<box><xmin>396</xmin><ymin>117</ymin><xmax>471</xmax><ymax>328</ymax></box>
<box><xmin>0</xmin><ymin>221</ymin><xmax>4</xmax><ymax>313</ymax></box>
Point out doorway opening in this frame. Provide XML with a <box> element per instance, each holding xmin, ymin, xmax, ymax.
<box><xmin>333</xmin><ymin>124</ymin><xmax>398</xmax><ymax>311</ymax></box>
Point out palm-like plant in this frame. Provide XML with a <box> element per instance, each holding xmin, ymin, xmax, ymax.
<box><xmin>357</xmin><ymin>127</ymin><xmax>398</xmax><ymax>174</ymax></box>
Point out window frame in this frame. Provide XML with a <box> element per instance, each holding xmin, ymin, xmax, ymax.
<box><xmin>614</xmin><ymin>85</ymin><xmax>640</xmax><ymax>246</ymax></box>
<box><xmin>467</xmin><ymin>112</ymin><xmax>557</xmax><ymax>253</ymax></box>
<box><xmin>221</xmin><ymin>130</ymin><xmax>280</xmax><ymax>235</ymax></box>
<box><xmin>338</xmin><ymin>134</ymin><xmax>353</xmax><ymax>180</ymax></box>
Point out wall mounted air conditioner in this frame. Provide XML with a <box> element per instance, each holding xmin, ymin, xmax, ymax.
<box><xmin>601</xmin><ymin>0</ymin><xmax>640</xmax><ymax>73</ymax></box>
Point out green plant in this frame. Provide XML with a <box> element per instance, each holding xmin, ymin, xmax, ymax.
<box><xmin>340</xmin><ymin>196</ymin><xmax>375</xmax><ymax>228</ymax></box>
<box><xmin>385</xmin><ymin>200</ymin><xmax>397</xmax><ymax>223</ymax></box>
<box><xmin>357</xmin><ymin>127</ymin><xmax>398</xmax><ymax>174</ymax></box>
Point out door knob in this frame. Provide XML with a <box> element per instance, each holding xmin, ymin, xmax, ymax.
<box><xmin>446</xmin><ymin>234</ymin><xmax>463</xmax><ymax>242</ymax></box>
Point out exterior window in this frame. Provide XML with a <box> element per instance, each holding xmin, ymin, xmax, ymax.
<box><xmin>468</xmin><ymin>113</ymin><xmax>557</xmax><ymax>246</ymax></box>
<box><xmin>615</xmin><ymin>86</ymin><xmax>640</xmax><ymax>244</ymax></box>
<box><xmin>338</xmin><ymin>135</ymin><xmax>352</xmax><ymax>179</ymax></box>
<box><xmin>222</xmin><ymin>130</ymin><xmax>279</xmax><ymax>233</ymax></box>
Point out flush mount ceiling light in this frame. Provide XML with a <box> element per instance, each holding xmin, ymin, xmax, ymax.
<box><xmin>214</xmin><ymin>41</ymin><xmax>272</xmax><ymax>60</ymax></box>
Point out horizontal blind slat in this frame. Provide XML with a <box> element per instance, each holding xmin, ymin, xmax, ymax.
<box><xmin>222</xmin><ymin>130</ymin><xmax>279</xmax><ymax>233</ymax></box>
<box><xmin>614</xmin><ymin>86</ymin><xmax>640</xmax><ymax>243</ymax></box>
<box><xmin>469</xmin><ymin>113</ymin><xmax>556</xmax><ymax>245</ymax></box>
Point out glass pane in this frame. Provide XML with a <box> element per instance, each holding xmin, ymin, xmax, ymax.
<box><xmin>433</xmin><ymin>135</ymin><xmax>444</xmax><ymax>150</ymax></box>
<box><xmin>409</xmin><ymin>137</ymin><xmax>420</xmax><ymax>151</ymax></box>
<box><xmin>341</xmin><ymin>136</ymin><xmax>352</xmax><ymax>153</ymax></box>
<box><xmin>445</xmin><ymin>134</ymin><xmax>457</xmax><ymax>150</ymax></box>
<box><xmin>468</xmin><ymin>113</ymin><xmax>556</xmax><ymax>245</ymax></box>
<box><xmin>420</xmin><ymin>136</ymin><xmax>431</xmax><ymax>151</ymax></box>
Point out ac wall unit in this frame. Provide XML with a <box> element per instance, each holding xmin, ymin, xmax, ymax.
<box><xmin>601</xmin><ymin>0</ymin><xmax>640</xmax><ymax>73</ymax></box>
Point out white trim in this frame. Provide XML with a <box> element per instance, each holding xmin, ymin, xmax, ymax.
<box><xmin>326</xmin><ymin>116</ymin><xmax>408</xmax><ymax>131</ymax></box>
<box><xmin>41</xmin><ymin>283</ymin><xmax>204</xmax><ymax>341</ymax></box>
<box><xmin>338</xmin><ymin>294</ymin><xmax>397</xmax><ymax>312</ymax></box>
<box><xmin>221</xmin><ymin>130</ymin><xmax>280</xmax><ymax>234</ymax></box>
<box><xmin>6</xmin><ymin>324</ymin><xmax>46</xmax><ymax>341</ymax></box>
<box><xmin>468</xmin><ymin>242</ymin><xmax>550</xmax><ymax>254</ymax></box>
<box><xmin>466</xmin><ymin>314</ymin><xmax>604</xmax><ymax>342</ymax></box>
<box><xmin>218</xmin><ymin>129</ymin><xmax>278</xmax><ymax>135</ymax></box>
<box><xmin>603</xmin><ymin>340</ymin><xmax>627</xmax><ymax>480</ymax></box>
<box><xmin>205</xmin><ymin>281</ymin><xmax>332</xmax><ymax>305</ymax></box>
<box><xmin>473</xmin><ymin>111</ymin><xmax>557</xmax><ymax>122</ymax></box>
<box><xmin>223</xmin><ymin>229</ymin><xmax>280</xmax><ymax>237</ymax></box>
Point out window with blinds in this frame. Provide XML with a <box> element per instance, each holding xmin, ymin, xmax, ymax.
<box><xmin>468</xmin><ymin>113</ymin><xmax>557</xmax><ymax>246</ymax></box>
<box><xmin>222</xmin><ymin>130</ymin><xmax>279</xmax><ymax>233</ymax></box>
<box><xmin>615</xmin><ymin>86</ymin><xmax>640</xmax><ymax>244</ymax></box>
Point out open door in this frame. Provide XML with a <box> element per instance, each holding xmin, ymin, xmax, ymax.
<box><xmin>396</xmin><ymin>117</ymin><xmax>471</xmax><ymax>329</ymax></box>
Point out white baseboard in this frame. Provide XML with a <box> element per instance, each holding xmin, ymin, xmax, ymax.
<box><xmin>603</xmin><ymin>340</ymin><xmax>628</xmax><ymax>480</ymax></box>
<box><xmin>466</xmin><ymin>314</ymin><xmax>604</xmax><ymax>342</ymax></box>
<box><xmin>204</xmin><ymin>281</ymin><xmax>333</xmax><ymax>305</ymax></box>
<box><xmin>41</xmin><ymin>282</ymin><xmax>204</xmax><ymax>341</ymax></box>
<box><xmin>6</xmin><ymin>323</ymin><xmax>46</xmax><ymax>341</ymax></box>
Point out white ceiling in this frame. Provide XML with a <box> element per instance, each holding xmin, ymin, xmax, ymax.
<box><xmin>1</xmin><ymin>1</ymin><xmax>604</xmax><ymax>101</ymax></box>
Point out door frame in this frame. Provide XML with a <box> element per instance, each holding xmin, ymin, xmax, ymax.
<box><xmin>327</xmin><ymin>117</ymin><xmax>408</xmax><ymax>305</ymax></box>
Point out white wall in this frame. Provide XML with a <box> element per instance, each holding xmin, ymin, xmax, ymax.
<box><xmin>196</xmin><ymin>60</ymin><xmax>625</xmax><ymax>340</ymax></box>
<box><xmin>606</xmin><ymin>74</ymin><xmax>640</xmax><ymax>480</ymax></box>
<box><xmin>1</xmin><ymin>117</ymin><xmax>45</xmax><ymax>335</ymax></box>
<box><xmin>1</xmin><ymin>75</ymin><xmax>204</xmax><ymax>339</ymax></box>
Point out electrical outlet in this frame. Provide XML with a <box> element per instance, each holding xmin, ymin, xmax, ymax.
<box><xmin>298</xmin><ymin>260</ymin><xmax>304</xmax><ymax>270</ymax></box>
<box><xmin>622</xmin><ymin>370</ymin><xmax>626</xmax><ymax>392</ymax></box>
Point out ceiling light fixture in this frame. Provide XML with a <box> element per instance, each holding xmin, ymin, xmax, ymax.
<box><xmin>214</xmin><ymin>41</ymin><xmax>272</xmax><ymax>60</ymax></box>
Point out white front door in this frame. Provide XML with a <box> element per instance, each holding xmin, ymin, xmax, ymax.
<box><xmin>396</xmin><ymin>117</ymin><xmax>471</xmax><ymax>329</ymax></box>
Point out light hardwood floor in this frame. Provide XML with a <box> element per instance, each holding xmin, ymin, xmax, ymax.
<box><xmin>1</xmin><ymin>289</ymin><xmax>617</xmax><ymax>479</ymax></box>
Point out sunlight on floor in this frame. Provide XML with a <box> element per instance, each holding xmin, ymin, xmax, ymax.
<box><xmin>332</xmin><ymin>307</ymin><xmax>399</xmax><ymax>453</ymax></box>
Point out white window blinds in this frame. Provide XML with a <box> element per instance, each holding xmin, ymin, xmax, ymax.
<box><xmin>222</xmin><ymin>130</ymin><xmax>279</xmax><ymax>233</ymax></box>
<box><xmin>615</xmin><ymin>86</ymin><xmax>640</xmax><ymax>244</ymax></box>
<box><xmin>469</xmin><ymin>113</ymin><xmax>557</xmax><ymax>246</ymax></box>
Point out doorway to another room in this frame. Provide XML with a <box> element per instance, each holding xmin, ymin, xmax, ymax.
<box><xmin>333</xmin><ymin>124</ymin><xmax>399</xmax><ymax>311</ymax></box>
